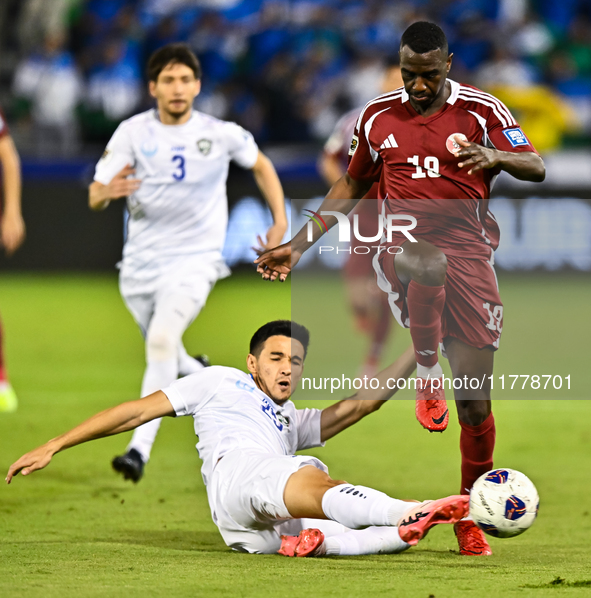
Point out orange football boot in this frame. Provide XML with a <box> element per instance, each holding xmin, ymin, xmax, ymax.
<box><xmin>454</xmin><ymin>520</ymin><xmax>492</xmax><ymax>555</ymax></box>
<box><xmin>278</xmin><ymin>528</ymin><xmax>326</xmax><ymax>557</ymax></box>
<box><xmin>398</xmin><ymin>495</ymin><xmax>469</xmax><ymax>546</ymax></box>
<box><xmin>415</xmin><ymin>377</ymin><xmax>448</xmax><ymax>431</ymax></box>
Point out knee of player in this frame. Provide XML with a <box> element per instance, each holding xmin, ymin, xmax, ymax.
<box><xmin>145</xmin><ymin>328</ymin><xmax>177</xmax><ymax>361</ymax></box>
<box><xmin>414</xmin><ymin>251</ymin><xmax>447</xmax><ymax>286</ymax></box>
<box><xmin>456</xmin><ymin>399</ymin><xmax>491</xmax><ymax>425</ymax></box>
<box><xmin>323</xmin><ymin>477</ymin><xmax>347</xmax><ymax>492</ymax></box>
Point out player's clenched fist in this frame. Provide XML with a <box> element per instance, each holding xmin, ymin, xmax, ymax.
<box><xmin>88</xmin><ymin>164</ymin><xmax>141</xmax><ymax>211</ymax></box>
<box><xmin>255</xmin><ymin>241</ymin><xmax>296</xmax><ymax>282</ymax></box>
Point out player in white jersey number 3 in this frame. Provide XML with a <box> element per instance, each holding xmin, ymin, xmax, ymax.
<box><xmin>89</xmin><ymin>44</ymin><xmax>288</xmax><ymax>482</ymax></box>
<box><xmin>7</xmin><ymin>321</ymin><xmax>469</xmax><ymax>557</ymax></box>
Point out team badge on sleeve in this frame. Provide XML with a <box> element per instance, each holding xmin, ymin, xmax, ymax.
<box><xmin>197</xmin><ymin>139</ymin><xmax>212</xmax><ymax>155</ymax></box>
<box><xmin>100</xmin><ymin>149</ymin><xmax>112</xmax><ymax>164</ymax></box>
<box><xmin>503</xmin><ymin>128</ymin><xmax>529</xmax><ymax>147</ymax></box>
<box><xmin>348</xmin><ymin>134</ymin><xmax>359</xmax><ymax>156</ymax></box>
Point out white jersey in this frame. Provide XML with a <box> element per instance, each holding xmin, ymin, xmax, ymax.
<box><xmin>94</xmin><ymin>109</ymin><xmax>259</xmax><ymax>269</ymax></box>
<box><xmin>162</xmin><ymin>366</ymin><xmax>324</xmax><ymax>486</ymax></box>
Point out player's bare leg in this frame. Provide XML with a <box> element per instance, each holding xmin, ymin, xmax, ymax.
<box><xmin>0</xmin><ymin>317</ymin><xmax>17</xmax><ymax>413</ymax></box>
<box><xmin>279</xmin><ymin>465</ymin><xmax>468</xmax><ymax>557</ymax></box>
<box><xmin>394</xmin><ymin>239</ymin><xmax>448</xmax><ymax>431</ymax></box>
<box><xmin>444</xmin><ymin>336</ymin><xmax>495</xmax><ymax>555</ymax></box>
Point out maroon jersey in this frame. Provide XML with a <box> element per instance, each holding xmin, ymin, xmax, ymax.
<box><xmin>0</xmin><ymin>107</ymin><xmax>9</xmax><ymax>139</ymax></box>
<box><xmin>347</xmin><ymin>80</ymin><xmax>538</xmax><ymax>259</ymax></box>
<box><xmin>324</xmin><ymin>107</ymin><xmax>360</xmax><ymax>171</ymax></box>
<box><xmin>323</xmin><ymin>107</ymin><xmax>382</xmax><ymax>277</ymax></box>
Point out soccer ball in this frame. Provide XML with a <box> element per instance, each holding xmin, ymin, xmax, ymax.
<box><xmin>469</xmin><ymin>468</ymin><xmax>539</xmax><ymax>538</ymax></box>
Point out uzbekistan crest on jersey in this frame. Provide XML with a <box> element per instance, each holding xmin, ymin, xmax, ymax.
<box><xmin>503</xmin><ymin>127</ymin><xmax>529</xmax><ymax>147</ymax></box>
<box><xmin>197</xmin><ymin>138</ymin><xmax>212</xmax><ymax>155</ymax></box>
<box><xmin>348</xmin><ymin>134</ymin><xmax>359</xmax><ymax>156</ymax></box>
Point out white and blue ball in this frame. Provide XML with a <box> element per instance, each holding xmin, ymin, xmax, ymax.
<box><xmin>469</xmin><ymin>468</ymin><xmax>539</xmax><ymax>538</ymax></box>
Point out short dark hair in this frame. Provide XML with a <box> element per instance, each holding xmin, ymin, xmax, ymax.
<box><xmin>147</xmin><ymin>43</ymin><xmax>202</xmax><ymax>82</ymax></box>
<box><xmin>400</xmin><ymin>21</ymin><xmax>448</xmax><ymax>55</ymax></box>
<box><xmin>249</xmin><ymin>320</ymin><xmax>310</xmax><ymax>358</ymax></box>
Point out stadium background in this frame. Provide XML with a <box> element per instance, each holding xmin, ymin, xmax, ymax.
<box><xmin>1</xmin><ymin>1</ymin><xmax>590</xmax><ymax>597</ymax></box>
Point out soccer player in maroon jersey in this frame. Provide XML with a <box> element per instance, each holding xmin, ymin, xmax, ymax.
<box><xmin>255</xmin><ymin>22</ymin><xmax>545</xmax><ymax>556</ymax></box>
<box><xmin>318</xmin><ymin>58</ymin><xmax>403</xmax><ymax>377</ymax></box>
<box><xmin>0</xmin><ymin>106</ymin><xmax>25</xmax><ymax>413</ymax></box>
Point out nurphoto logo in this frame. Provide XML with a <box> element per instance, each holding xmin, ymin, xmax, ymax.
<box><xmin>304</xmin><ymin>209</ymin><xmax>418</xmax><ymax>255</ymax></box>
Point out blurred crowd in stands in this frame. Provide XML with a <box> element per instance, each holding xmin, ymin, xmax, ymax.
<box><xmin>0</xmin><ymin>0</ymin><xmax>590</xmax><ymax>157</ymax></box>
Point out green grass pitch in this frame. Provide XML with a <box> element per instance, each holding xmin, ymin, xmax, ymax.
<box><xmin>0</xmin><ymin>271</ymin><xmax>590</xmax><ymax>598</ymax></box>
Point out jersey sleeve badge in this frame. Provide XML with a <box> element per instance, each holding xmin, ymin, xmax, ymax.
<box><xmin>348</xmin><ymin>134</ymin><xmax>359</xmax><ymax>156</ymax></box>
<box><xmin>502</xmin><ymin>128</ymin><xmax>529</xmax><ymax>147</ymax></box>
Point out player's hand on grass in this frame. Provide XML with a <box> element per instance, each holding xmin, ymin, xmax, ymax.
<box><xmin>454</xmin><ymin>136</ymin><xmax>499</xmax><ymax>175</ymax></box>
<box><xmin>5</xmin><ymin>443</ymin><xmax>56</xmax><ymax>484</ymax></box>
<box><xmin>107</xmin><ymin>164</ymin><xmax>141</xmax><ymax>199</ymax></box>
<box><xmin>1</xmin><ymin>210</ymin><xmax>26</xmax><ymax>256</ymax></box>
<box><xmin>254</xmin><ymin>241</ymin><xmax>297</xmax><ymax>282</ymax></box>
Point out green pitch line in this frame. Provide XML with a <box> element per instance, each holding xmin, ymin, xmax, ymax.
<box><xmin>0</xmin><ymin>272</ymin><xmax>590</xmax><ymax>598</ymax></box>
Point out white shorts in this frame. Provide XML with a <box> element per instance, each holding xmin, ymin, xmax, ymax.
<box><xmin>119</xmin><ymin>254</ymin><xmax>230</xmax><ymax>333</ymax></box>
<box><xmin>207</xmin><ymin>450</ymin><xmax>329</xmax><ymax>554</ymax></box>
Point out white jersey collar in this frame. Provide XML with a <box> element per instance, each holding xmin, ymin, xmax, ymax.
<box><xmin>446</xmin><ymin>79</ymin><xmax>460</xmax><ymax>104</ymax></box>
<box><xmin>152</xmin><ymin>108</ymin><xmax>197</xmax><ymax>126</ymax></box>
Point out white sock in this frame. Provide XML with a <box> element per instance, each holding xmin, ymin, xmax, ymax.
<box><xmin>416</xmin><ymin>362</ymin><xmax>443</xmax><ymax>379</ymax></box>
<box><xmin>321</xmin><ymin>484</ymin><xmax>413</xmax><ymax>529</ymax></box>
<box><xmin>178</xmin><ymin>344</ymin><xmax>206</xmax><ymax>376</ymax></box>
<box><xmin>324</xmin><ymin>526</ymin><xmax>410</xmax><ymax>556</ymax></box>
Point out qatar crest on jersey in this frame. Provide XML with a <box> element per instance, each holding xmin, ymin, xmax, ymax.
<box><xmin>197</xmin><ymin>138</ymin><xmax>212</xmax><ymax>155</ymax></box>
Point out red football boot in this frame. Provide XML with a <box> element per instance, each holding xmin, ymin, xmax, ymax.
<box><xmin>278</xmin><ymin>528</ymin><xmax>326</xmax><ymax>557</ymax></box>
<box><xmin>454</xmin><ymin>520</ymin><xmax>493</xmax><ymax>555</ymax></box>
<box><xmin>415</xmin><ymin>377</ymin><xmax>448</xmax><ymax>432</ymax></box>
<box><xmin>398</xmin><ymin>495</ymin><xmax>470</xmax><ymax>546</ymax></box>
<box><xmin>278</xmin><ymin>534</ymin><xmax>300</xmax><ymax>557</ymax></box>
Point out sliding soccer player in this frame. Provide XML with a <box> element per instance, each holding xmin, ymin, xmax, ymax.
<box><xmin>7</xmin><ymin>320</ymin><xmax>470</xmax><ymax>557</ymax></box>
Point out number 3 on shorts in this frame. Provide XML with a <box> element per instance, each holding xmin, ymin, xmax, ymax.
<box><xmin>483</xmin><ymin>302</ymin><xmax>503</xmax><ymax>332</ymax></box>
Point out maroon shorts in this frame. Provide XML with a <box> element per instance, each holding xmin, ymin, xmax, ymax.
<box><xmin>374</xmin><ymin>247</ymin><xmax>503</xmax><ymax>350</ymax></box>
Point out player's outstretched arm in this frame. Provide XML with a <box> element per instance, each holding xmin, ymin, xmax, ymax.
<box><xmin>5</xmin><ymin>391</ymin><xmax>174</xmax><ymax>484</ymax></box>
<box><xmin>0</xmin><ymin>134</ymin><xmax>25</xmax><ymax>256</ymax></box>
<box><xmin>88</xmin><ymin>164</ymin><xmax>141</xmax><ymax>211</ymax></box>
<box><xmin>454</xmin><ymin>137</ymin><xmax>545</xmax><ymax>181</ymax></box>
<box><xmin>254</xmin><ymin>173</ymin><xmax>372</xmax><ymax>281</ymax></box>
<box><xmin>319</xmin><ymin>345</ymin><xmax>416</xmax><ymax>442</ymax></box>
<box><xmin>251</xmin><ymin>151</ymin><xmax>288</xmax><ymax>250</ymax></box>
